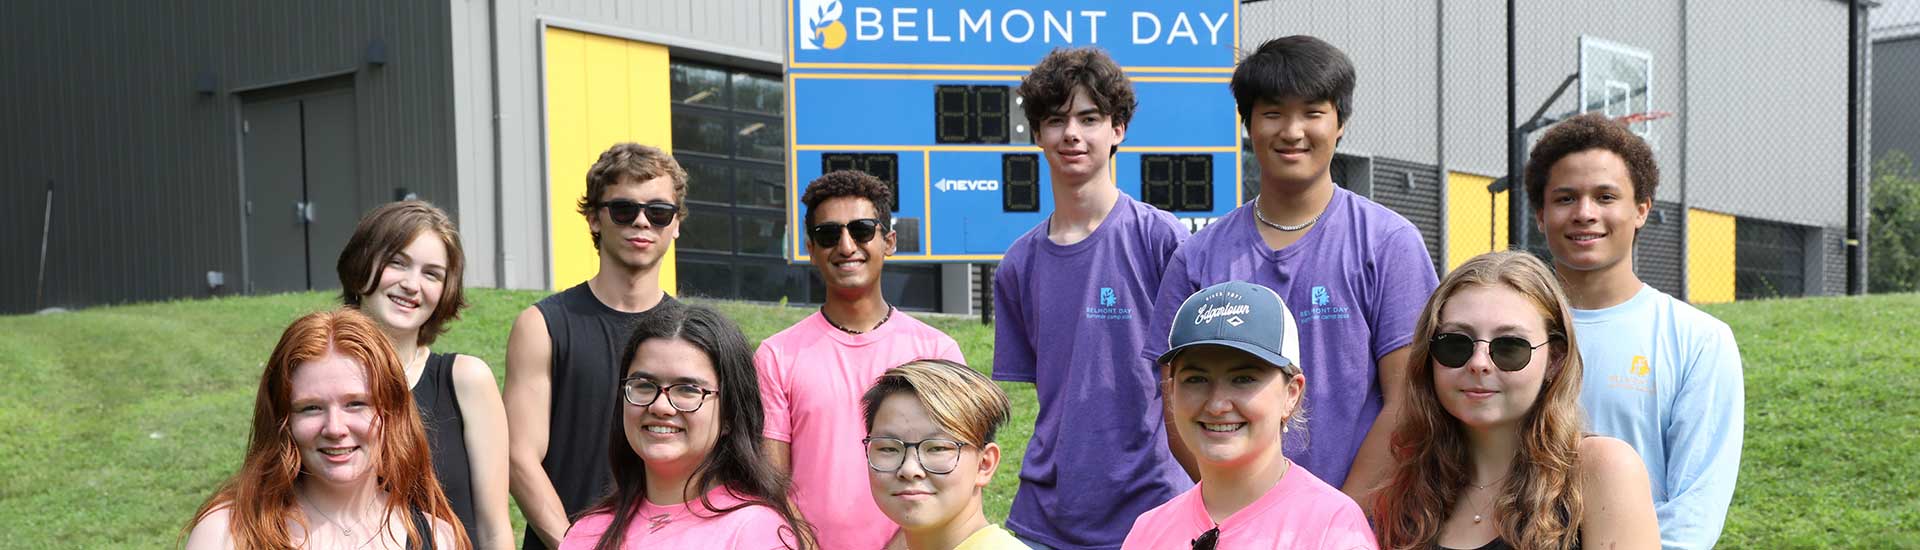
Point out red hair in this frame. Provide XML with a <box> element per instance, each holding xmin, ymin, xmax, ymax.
<box><xmin>183</xmin><ymin>309</ymin><xmax>469</xmax><ymax>549</ymax></box>
<box><xmin>1372</xmin><ymin>252</ymin><xmax>1586</xmax><ymax>550</ymax></box>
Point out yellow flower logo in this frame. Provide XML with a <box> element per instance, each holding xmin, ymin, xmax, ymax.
<box><xmin>1630</xmin><ymin>355</ymin><xmax>1651</xmax><ymax>377</ymax></box>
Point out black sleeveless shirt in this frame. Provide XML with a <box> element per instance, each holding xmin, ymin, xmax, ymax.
<box><xmin>413</xmin><ymin>351</ymin><xmax>477</xmax><ymax>547</ymax></box>
<box><xmin>523</xmin><ymin>283</ymin><xmax>678</xmax><ymax>550</ymax></box>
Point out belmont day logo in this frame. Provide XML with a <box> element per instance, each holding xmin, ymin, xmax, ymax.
<box><xmin>800</xmin><ymin>0</ymin><xmax>848</xmax><ymax>50</ymax></box>
<box><xmin>1086</xmin><ymin>286</ymin><xmax>1132</xmax><ymax>321</ymax></box>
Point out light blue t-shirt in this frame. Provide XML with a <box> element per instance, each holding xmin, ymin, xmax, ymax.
<box><xmin>1573</xmin><ymin>284</ymin><xmax>1744</xmax><ymax>550</ymax></box>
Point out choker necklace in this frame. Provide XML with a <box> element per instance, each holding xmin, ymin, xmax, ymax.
<box><xmin>822</xmin><ymin>305</ymin><xmax>893</xmax><ymax>335</ymax></box>
<box><xmin>1252</xmin><ymin>196</ymin><xmax>1323</xmax><ymax>232</ymax></box>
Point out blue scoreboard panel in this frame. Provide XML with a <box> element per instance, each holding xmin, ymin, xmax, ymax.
<box><xmin>786</xmin><ymin>0</ymin><xmax>1240</xmax><ymax>262</ymax></box>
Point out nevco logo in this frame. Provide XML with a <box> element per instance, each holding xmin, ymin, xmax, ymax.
<box><xmin>935</xmin><ymin>178</ymin><xmax>1000</xmax><ymax>192</ymax></box>
<box><xmin>800</xmin><ymin>0</ymin><xmax>848</xmax><ymax>50</ymax></box>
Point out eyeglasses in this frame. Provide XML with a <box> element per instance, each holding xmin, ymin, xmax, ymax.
<box><xmin>1429</xmin><ymin>333</ymin><xmax>1555</xmax><ymax>372</ymax></box>
<box><xmin>862</xmin><ymin>436</ymin><xmax>969</xmax><ymax>475</ymax></box>
<box><xmin>620</xmin><ymin>377</ymin><xmax>715</xmax><ymax>412</ymax></box>
<box><xmin>807</xmin><ymin>218</ymin><xmax>885</xmax><ymax>249</ymax></box>
<box><xmin>1191</xmin><ymin>526</ymin><xmax>1219</xmax><ymax>550</ymax></box>
<box><xmin>596</xmin><ymin>199</ymin><xmax>680</xmax><ymax>227</ymax></box>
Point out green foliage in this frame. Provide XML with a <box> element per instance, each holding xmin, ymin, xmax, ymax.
<box><xmin>1</xmin><ymin>290</ymin><xmax>1915</xmax><ymax>547</ymax></box>
<box><xmin>1871</xmin><ymin>152</ymin><xmax>1920</xmax><ymax>293</ymax></box>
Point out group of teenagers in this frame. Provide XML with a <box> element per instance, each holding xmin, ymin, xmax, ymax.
<box><xmin>181</xmin><ymin>35</ymin><xmax>1744</xmax><ymax>550</ymax></box>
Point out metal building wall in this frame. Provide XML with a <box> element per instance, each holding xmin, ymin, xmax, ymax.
<box><xmin>0</xmin><ymin>1</ymin><xmax>457</xmax><ymax>314</ymax></box>
<box><xmin>1639</xmin><ymin>201</ymin><xmax>1688</xmax><ymax>297</ymax></box>
<box><xmin>467</xmin><ymin>0</ymin><xmax>784</xmax><ymax>291</ymax></box>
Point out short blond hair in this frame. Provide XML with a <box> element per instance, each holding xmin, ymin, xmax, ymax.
<box><xmin>861</xmin><ymin>359</ymin><xmax>1011</xmax><ymax>447</ymax></box>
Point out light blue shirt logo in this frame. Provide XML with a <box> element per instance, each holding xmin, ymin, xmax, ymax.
<box><xmin>1100</xmin><ymin>287</ymin><xmax>1118</xmax><ymax>307</ymax></box>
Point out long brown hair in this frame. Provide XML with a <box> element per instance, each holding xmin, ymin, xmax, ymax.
<box><xmin>1372</xmin><ymin>251</ymin><xmax>1586</xmax><ymax>550</ymax></box>
<box><xmin>336</xmin><ymin>200</ymin><xmax>468</xmax><ymax>347</ymax></box>
<box><xmin>183</xmin><ymin>309</ymin><xmax>470</xmax><ymax>549</ymax></box>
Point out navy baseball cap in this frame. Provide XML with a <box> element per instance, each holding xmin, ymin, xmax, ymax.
<box><xmin>1157</xmin><ymin>281</ymin><xmax>1301</xmax><ymax>372</ymax></box>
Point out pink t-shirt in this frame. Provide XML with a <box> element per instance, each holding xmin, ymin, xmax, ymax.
<box><xmin>559</xmin><ymin>486</ymin><xmax>794</xmax><ymax>550</ymax></box>
<box><xmin>1121</xmin><ymin>461</ymin><xmax>1379</xmax><ymax>550</ymax></box>
<box><xmin>755</xmin><ymin>311</ymin><xmax>966</xmax><ymax>550</ymax></box>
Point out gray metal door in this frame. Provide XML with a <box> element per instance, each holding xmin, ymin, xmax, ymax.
<box><xmin>301</xmin><ymin>91</ymin><xmax>358</xmax><ymax>293</ymax></box>
<box><xmin>242</xmin><ymin>99</ymin><xmax>310</xmax><ymax>294</ymax></box>
<box><xmin>241</xmin><ymin>89</ymin><xmax>358</xmax><ymax>294</ymax></box>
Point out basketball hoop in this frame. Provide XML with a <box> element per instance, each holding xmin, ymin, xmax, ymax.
<box><xmin>1615</xmin><ymin>110</ymin><xmax>1673</xmax><ymax>125</ymax></box>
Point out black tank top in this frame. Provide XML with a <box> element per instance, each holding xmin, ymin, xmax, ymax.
<box><xmin>410</xmin><ymin>507</ymin><xmax>438</xmax><ymax>550</ymax></box>
<box><xmin>1441</xmin><ymin>536</ymin><xmax>1581</xmax><ymax>550</ymax></box>
<box><xmin>524</xmin><ymin>283</ymin><xmax>678</xmax><ymax>550</ymax></box>
<box><xmin>413</xmin><ymin>351</ymin><xmax>477</xmax><ymax>547</ymax></box>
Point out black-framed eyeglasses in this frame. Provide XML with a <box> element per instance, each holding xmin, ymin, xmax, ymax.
<box><xmin>1430</xmin><ymin>332</ymin><xmax>1556</xmax><ymax>372</ymax></box>
<box><xmin>1191</xmin><ymin>525</ymin><xmax>1219</xmax><ymax>550</ymax></box>
<box><xmin>807</xmin><ymin>218</ymin><xmax>885</xmax><ymax>249</ymax></box>
<box><xmin>862</xmin><ymin>436</ymin><xmax>969</xmax><ymax>475</ymax></box>
<box><xmin>620</xmin><ymin>377</ymin><xmax>715</xmax><ymax>412</ymax></box>
<box><xmin>596</xmin><ymin>199</ymin><xmax>680</xmax><ymax>227</ymax></box>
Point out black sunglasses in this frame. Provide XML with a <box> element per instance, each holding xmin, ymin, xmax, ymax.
<box><xmin>807</xmin><ymin>218</ymin><xmax>885</xmax><ymax>249</ymax></box>
<box><xmin>1430</xmin><ymin>332</ymin><xmax>1555</xmax><ymax>372</ymax></box>
<box><xmin>597</xmin><ymin>199</ymin><xmax>680</xmax><ymax>227</ymax></box>
<box><xmin>1191</xmin><ymin>525</ymin><xmax>1219</xmax><ymax>550</ymax></box>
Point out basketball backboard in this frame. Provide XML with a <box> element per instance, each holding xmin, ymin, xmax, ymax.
<box><xmin>1579</xmin><ymin>36</ymin><xmax>1656</xmax><ymax>140</ymax></box>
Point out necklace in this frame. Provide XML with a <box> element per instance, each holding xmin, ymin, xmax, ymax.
<box><xmin>821</xmin><ymin>305</ymin><xmax>893</xmax><ymax>335</ymax></box>
<box><xmin>646</xmin><ymin>512</ymin><xmax>674</xmax><ymax>534</ymax></box>
<box><xmin>1252</xmin><ymin>196</ymin><xmax>1323</xmax><ymax>232</ymax></box>
<box><xmin>1467</xmin><ymin>477</ymin><xmax>1507</xmax><ymax>524</ymax></box>
<box><xmin>300</xmin><ymin>491</ymin><xmax>373</xmax><ymax>547</ymax></box>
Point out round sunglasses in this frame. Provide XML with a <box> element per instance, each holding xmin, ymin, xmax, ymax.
<box><xmin>596</xmin><ymin>199</ymin><xmax>680</xmax><ymax>227</ymax></box>
<box><xmin>807</xmin><ymin>218</ymin><xmax>885</xmax><ymax>249</ymax></box>
<box><xmin>1429</xmin><ymin>332</ymin><xmax>1556</xmax><ymax>372</ymax></box>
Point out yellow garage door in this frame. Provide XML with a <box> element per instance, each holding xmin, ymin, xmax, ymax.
<box><xmin>543</xmin><ymin>26</ymin><xmax>676</xmax><ymax>293</ymax></box>
<box><xmin>1445</xmin><ymin>172</ymin><xmax>1510</xmax><ymax>271</ymax></box>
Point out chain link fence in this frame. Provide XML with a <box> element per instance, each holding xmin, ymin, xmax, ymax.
<box><xmin>1239</xmin><ymin>0</ymin><xmax>1871</xmax><ymax>303</ymax></box>
<box><xmin>1872</xmin><ymin>0</ymin><xmax>1920</xmax><ymax>293</ymax></box>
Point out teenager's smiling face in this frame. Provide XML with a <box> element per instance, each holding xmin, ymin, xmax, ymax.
<box><xmin>1035</xmin><ymin>85</ymin><xmax>1126</xmax><ymax>184</ymax></box>
<box><xmin>356</xmin><ymin>232</ymin><xmax>447</xmax><ymax>338</ymax></box>
<box><xmin>1165</xmin><ymin>346</ymin><xmax>1304</xmax><ymax>472</ymax></box>
<box><xmin>1535</xmin><ymin>149</ymin><xmax>1650</xmax><ymax>276</ymax></box>
<box><xmin>289</xmin><ymin>352</ymin><xmax>381</xmax><ymax>488</ymax></box>
<box><xmin>1248</xmin><ymin>97</ymin><xmax>1343</xmax><ymax>188</ymax></box>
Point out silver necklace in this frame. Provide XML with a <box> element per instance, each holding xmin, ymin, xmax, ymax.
<box><xmin>300</xmin><ymin>491</ymin><xmax>373</xmax><ymax>547</ymax></box>
<box><xmin>1252</xmin><ymin>196</ymin><xmax>1323</xmax><ymax>232</ymax></box>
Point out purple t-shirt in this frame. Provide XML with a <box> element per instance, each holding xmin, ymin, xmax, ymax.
<box><xmin>1143</xmin><ymin>187</ymin><xmax>1437</xmax><ymax>489</ymax></box>
<box><xmin>993</xmin><ymin>194</ymin><xmax>1194</xmax><ymax>550</ymax></box>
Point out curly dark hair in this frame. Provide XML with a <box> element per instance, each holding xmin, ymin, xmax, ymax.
<box><xmin>801</xmin><ymin>170</ymin><xmax>894</xmax><ymax>230</ymax></box>
<box><xmin>1231</xmin><ymin>35</ymin><xmax>1356</xmax><ymax>128</ymax></box>
<box><xmin>1523</xmin><ymin>113</ymin><xmax>1659</xmax><ymax>211</ymax></box>
<box><xmin>575</xmin><ymin>142</ymin><xmax>689</xmax><ymax>250</ymax></box>
<box><xmin>1018</xmin><ymin>47</ymin><xmax>1136</xmax><ymax>155</ymax></box>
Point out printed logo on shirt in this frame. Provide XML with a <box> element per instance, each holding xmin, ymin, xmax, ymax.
<box><xmin>1606</xmin><ymin>355</ymin><xmax>1655</xmax><ymax>395</ymax></box>
<box><xmin>1296</xmin><ymin>284</ymin><xmax>1351</xmax><ymax>325</ymax></box>
<box><xmin>1086</xmin><ymin>286</ymin><xmax>1133</xmax><ymax>321</ymax></box>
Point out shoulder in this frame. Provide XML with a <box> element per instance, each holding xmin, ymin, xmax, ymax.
<box><xmin>429</xmin><ymin>515</ymin><xmax>461</xmax><ymax>548</ymax></box>
<box><xmin>183</xmin><ymin>505</ymin><xmax>235</xmax><ymax>550</ymax></box>
<box><xmin>563</xmin><ymin>510</ymin><xmax>617</xmax><ymax>543</ymax></box>
<box><xmin>1579</xmin><ymin>436</ymin><xmax>1651</xmax><ymax>487</ymax></box>
<box><xmin>1655</xmin><ymin>290</ymin><xmax>1738</xmax><ymax>342</ymax></box>
<box><xmin>448</xmin><ymin>354</ymin><xmax>495</xmax><ymax>383</ymax></box>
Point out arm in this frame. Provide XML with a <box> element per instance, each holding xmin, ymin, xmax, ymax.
<box><xmin>1147</xmin><ymin>252</ymin><xmax>1201</xmax><ymax>481</ymax></box>
<box><xmin>754</xmin><ymin>343</ymin><xmax>794</xmax><ymax>475</ymax></box>
<box><xmin>1342</xmin><ymin>346</ymin><xmax>1410</xmax><ymax>503</ymax></box>
<box><xmin>450</xmin><ymin>354</ymin><xmax>515</xmax><ymax>550</ymax></box>
<box><xmin>503</xmin><ymin>306</ymin><xmax>569</xmax><ymax>548</ymax></box>
<box><xmin>1579</xmin><ymin>437</ymin><xmax>1661</xmax><ymax>550</ymax></box>
<box><xmin>1654</xmin><ymin>324</ymin><xmax>1745</xmax><ymax>549</ymax></box>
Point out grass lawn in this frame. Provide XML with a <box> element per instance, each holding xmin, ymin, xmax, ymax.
<box><xmin>0</xmin><ymin>289</ymin><xmax>1914</xmax><ymax>548</ymax></box>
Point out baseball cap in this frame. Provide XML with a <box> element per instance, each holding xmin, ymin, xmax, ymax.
<box><xmin>1157</xmin><ymin>281</ymin><xmax>1301</xmax><ymax>373</ymax></box>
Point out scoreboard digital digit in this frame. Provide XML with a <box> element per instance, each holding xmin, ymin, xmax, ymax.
<box><xmin>786</xmin><ymin>0</ymin><xmax>1241</xmax><ymax>262</ymax></box>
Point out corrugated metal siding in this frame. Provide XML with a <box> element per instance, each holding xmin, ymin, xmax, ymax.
<box><xmin>1823</xmin><ymin>226</ymin><xmax>1848</xmax><ymax>296</ymax></box>
<box><xmin>1371</xmin><ymin>157</ymin><xmax>1446</xmax><ymax>277</ymax></box>
<box><xmin>479</xmin><ymin>0</ymin><xmax>784</xmax><ymax>291</ymax></box>
<box><xmin>0</xmin><ymin>1</ymin><xmax>456</xmax><ymax>313</ymax></box>
<box><xmin>1638</xmin><ymin>200</ymin><xmax>1686</xmax><ymax>298</ymax></box>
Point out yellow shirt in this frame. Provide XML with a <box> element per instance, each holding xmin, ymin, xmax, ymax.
<box><xmin>954</xmin><ymin>525</ymin><xmax>1029</xmax><ymax>550</ymax></box>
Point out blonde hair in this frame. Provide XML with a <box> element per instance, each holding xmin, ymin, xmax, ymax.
<box><xmin>861</xmin><ymin>359</ymin><xmax>1011</xmax><ymax>447</ymax></box>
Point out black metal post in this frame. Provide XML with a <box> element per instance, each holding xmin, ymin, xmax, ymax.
<box><xmin>1848</xmin><ymin>0</ymin><xmax>1869</xmax><ymax>294</ymax></box>
<box><xmin>1506</xmin><ymin>0</ymin><xmax>1527</xmax><ymax>253</ymax></box>
<box><xmin>980</xmin><ymin>264</ymin><xmax>994</xmax><ymax>325</ymax></box>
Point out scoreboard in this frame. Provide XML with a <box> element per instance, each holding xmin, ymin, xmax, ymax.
<box><xmin>786</xmin><ymin>0</ymin><xmax>1241</xmax><ymax>262</ymax></box>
